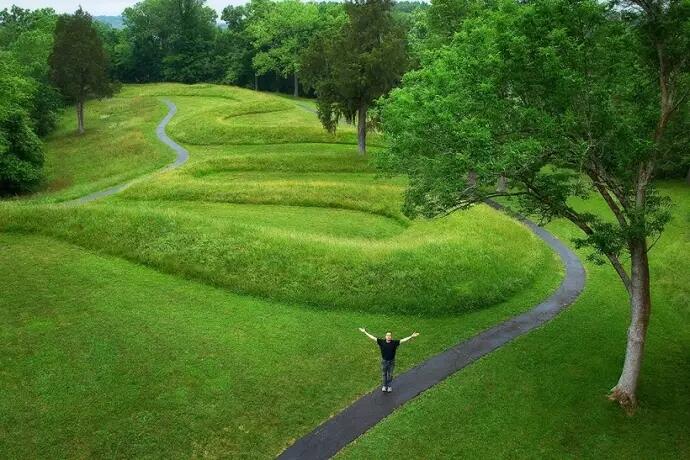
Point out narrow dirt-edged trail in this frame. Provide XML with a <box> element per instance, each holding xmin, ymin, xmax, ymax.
<box><xmin>277</xmin><ymin>200</ymin><xmax>586</xmax><ymax>460</ymax></box>
<box><xmin>64</xmin><ymin>99</ymin><xmax>188</xmax><ymax>205</ymax></box>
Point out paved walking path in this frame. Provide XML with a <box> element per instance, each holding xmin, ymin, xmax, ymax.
<box><xmin>278</xmin><ymin>200</ymin><xmax>586</xmax><ymax>460</ymax></box>
<box><xmin>65</xmin><ymin>99</ymin><xmax>188</xmax><ymax>205</ymax></box>
<box><xmin>60</xmin><ymin>96</ymin><xmax>586</xmax><ymax>458</ymax></box>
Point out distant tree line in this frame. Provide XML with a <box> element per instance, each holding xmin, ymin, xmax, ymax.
<box><xmin>1</xmin><ymin>0</ymin><xmax>687</xmax><ymax>196</ymax></box>
<box><xmin>98</xmin><ymin>0</ymin><xmax>425</xmax><ymax>92</ymax></box>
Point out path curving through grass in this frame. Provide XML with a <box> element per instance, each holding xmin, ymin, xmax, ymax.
<box><xmin>63</xmin><ymin>99</ymin><xmax>188</xmax><ymax>205</ymax></box>
<box><xmin>53</xmin><ymin>90</ymin><xmax>584</xmax><ymax>457</ymax></box>
<box><xmin>0</xmin><ymin>84</ymin><xmax>584</xmax><ymax>457</ymax></box>
<box><xmin>278</xmin><ymin>201</ymin><xmax>586</xmax><ymax>460</ymax></box>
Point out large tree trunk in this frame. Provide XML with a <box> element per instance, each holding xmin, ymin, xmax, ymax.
<box><xmin>293</xmin><ymin>72</ymin><xmax>299</xmax><ymax>98</ymax></box>
<box><xmin>254</xmin><ymin>74</ymin><xmax>258</xmax><ymax>91</ymax></box>
<box><xmin>76</xmin><ymin>100</ymin><xmax>85</xmax><ymax>135</ymax></box>
<box><xmin>608</xmin><ymin>237</ymin><xmax>651</xmax><ymax>413</ymax></box>
<box><xmin>357</xmin><ymin>103</ymin><xmax>367</xmax><ymax>155</ymax></box>
<box><xmin>467</xmin><ymin>171</ymin><xmax>478</xmax><ymax>187</ymax></box>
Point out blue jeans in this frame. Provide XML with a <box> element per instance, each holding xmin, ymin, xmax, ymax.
<box><xmin>381</xmin><ymin>359</ymin><xmax>395</xmax><ymax>387</ymax></box>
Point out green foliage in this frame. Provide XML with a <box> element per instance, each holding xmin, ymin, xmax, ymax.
<box><xmin>121</xmin><ymin>0</ymin><xmax>219</xmax><ymax>83</ymax></box>
<box><xmin>0</xmin><ymin>6</ymin><xmax>62</xmax><ymax>136</ymax></box>
<box><xmin>247</xmin><ymin>0</ymin><xmax>322</xmax><ymax>78</ymax></box>
<box><xmin>218</xmin><ymin>5</ymin><xmax>256</xmax><ymax>86</ymax></box>
<box><xmin>0</xmin><ymin>112</ymin><xmax>43</xmax><ymax>195</ymax></box>
<box><xmin>379</xmin><ymin>0</ymin><xmax>689</xmax><ymax>263</ymax></box>
<box><xmin>0</xmin><ymin>49</ymin><xmax>45</xmax><ymax>195</ymax></box>
<box><xmin>49</xmin><ymin>8</ymin><xmax>112</xmax><ymax>104</ymax></box>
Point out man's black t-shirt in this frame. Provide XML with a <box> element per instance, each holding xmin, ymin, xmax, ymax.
<box><xmin>377</xmin><ymin>338</ymin><xmax>400</xmax><ymax>361</ymax></box>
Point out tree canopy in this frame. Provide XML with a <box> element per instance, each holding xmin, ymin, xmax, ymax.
<box><xmin>120</xmin><ymin>0</ymin><xmax>219</xmax><ymax>83</ymax></box>
<box><xmin>0</xmin><ymin>53</ymin><xmax>44</xmax><ymax>195</ymax></box>
<box><xmin>247</xmin><ymin>0</ymin><xmax>324</xmax><ymax>96</ymax></box>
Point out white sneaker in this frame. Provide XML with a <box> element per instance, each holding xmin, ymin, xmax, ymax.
<box><xmin>386</xmin><ymin>387</ymin><xmax>392</xmax><ymax>392</ymax></box>
<box><xmin>382</xmin><ymin>386</ymin><xmax>387</xmax><ymax>392</ymax></box>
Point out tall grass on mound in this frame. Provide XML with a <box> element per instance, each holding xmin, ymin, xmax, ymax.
<box><xmin>119</xmin><ymin>171</ymin><xmax>406</xmax><ymax>220</ymax></box>
<box><xmin>152</xmin><ymin>202</ymin><xmax>407</xmax><ymax>240</ymax></box>
<box><xmin>185</xmin><ymin>145</ymin><xmax>380</xmax><ymax>175</ymax></box>
<box><xmin>121</xmin><ymin>142</ymin><xmax>402</xmax><ymax>218</ymax></box>
<box><xmin>164</xmin><ymin>93</ymin><xmax>383</xmax><ymax>147</ymax></box>
<box><xmin>121</xmin><ymin>82</ymin><xmax>247</xmax><ymax>99</ymax></box>
<box><xmin>0</xmin><ymin>203</ymin><xmax>557</xmax><ymax>315</ymax></box>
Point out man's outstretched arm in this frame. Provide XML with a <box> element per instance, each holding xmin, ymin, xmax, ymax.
<box><xmin>400</xmin><ymin>332</ymin><xmax>420</xmax><ymax>343</ymax></box>
<box><xmin>358</xmin><ymin>327</ymin><xmax>377</xmax><ymax>341</ymax></box>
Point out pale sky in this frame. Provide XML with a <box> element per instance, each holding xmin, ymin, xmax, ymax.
<box><xmin>0</xmin><ymin>0</ymin><xmax>246</xmax><ymax>16</ymax></box>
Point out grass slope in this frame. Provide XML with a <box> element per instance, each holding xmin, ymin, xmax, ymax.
<box><xmin>0</xmin><ymin>233</ymin><xmax>562</xmax><ymax>458</ymax></box>
<box><xmin>0</xmin><ymin>83</ymin><xmax>565</xmax><ymax>457</ymax></box>
<box><xmin>339</xmin><ymin>182</ymin><xmax>690</xmax><ymax>459</ymax></box>
<box><xmin>30</xmin><ymin>89</ymin><xmax>174</xmax><ymax>203</ymax></box>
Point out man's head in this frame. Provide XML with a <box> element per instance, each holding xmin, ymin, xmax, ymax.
<box><xmin>385</xmin><ymin>332</ymin><xmax>392</xmax><ymax>342</ymax></box>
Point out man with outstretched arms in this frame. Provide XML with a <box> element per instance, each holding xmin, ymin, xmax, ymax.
<box><xmin>359</xmin><ymin>328</ymin><xmax>419</xmax><ymax>392</ymax></box>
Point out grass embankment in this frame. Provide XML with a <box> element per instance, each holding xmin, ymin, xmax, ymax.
<box><xmin>0</xmin><ymin>83</ymin><xmax>564</xmax><ymax>457</ymax></box>
<box><xmin>340</xmin><ymin>182</ymin><xmax>690</xmax><ymax>459</ymax></box>
<box><xmin>0</xmin><ymin>203</ymin><xmax>551</xmax><ymax>315</ymax></box>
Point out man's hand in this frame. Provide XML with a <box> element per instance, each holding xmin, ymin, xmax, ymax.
<box><xmin>359</xmin><ymin>327</ymin><xmax>377</xmax><ymax>341</ymax></box>
<box><xmin>401</xmin><ymin>332</ymin><xmax>420</xmax><ymax>343</ymax></box>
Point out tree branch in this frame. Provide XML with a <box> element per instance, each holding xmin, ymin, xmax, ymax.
<box><xmin>522</xmin><ymin>183</ymin><xmax>632</xmax><ymax>294</ymax></box>
<box><xmin>585</xmin><ymin>167</ymin><xmax>630</xmax><ymax>230</ymax></box>
<box><xmin>440</xmin><ymin>191</ymin><xmax>529</xmax><ymax>217</ymax></box>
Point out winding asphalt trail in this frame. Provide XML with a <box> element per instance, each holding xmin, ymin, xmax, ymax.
<box><xmin>278</xmin><ymin>200</ymin><xmax>586</xmax><ymax>460</ymax></box>
<box><xmin>59</xmin><ymin>96</ymin><xmax>586</xmax><ymax>458</ymax></box>
<box><xmin>64</xmin><ymin>99</ymin><xmax>188</xmax><ymax>205</ymax></box>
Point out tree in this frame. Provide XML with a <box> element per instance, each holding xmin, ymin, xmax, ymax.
<box><xmin>378</xmin><ymin>0</ymin><xmax>690</xmax><ymax>411</ymax></box>
<box><xmin>247</xmin><ymin>0</ymin><xmax>322</xmax><ymax>97</ymax></box>
<box><xmin>0</xmin><ymin>53</ymin><xmax>44</xmax><ymax>195</ymax></box>
<box><xmin>120</xmin><ymin>0</ymin><xmax>167</xmax><ymax>82</ymax></box>
<box><xmin>49</xmin><ymin>8</ymin><xmax>112</xmax><ymax>134</ymax></box>
<box><xmin>302</xmin><ymin>0</ymin><xmax>407</xmax><ymax>154</ymax></box>
<box><xmin>119</xmin><ymin>0</ymin><xmax>219</xmax><ymax>84</ymax></box>
<box><xmin>161</xmin><ymin>0</ymin><xmax>218</xmax><ymax>82</ymax></box>
<box><xmin>218</xmin><ymin>4</ymin><xmax>260</xmax><ymax>88</ymax></box>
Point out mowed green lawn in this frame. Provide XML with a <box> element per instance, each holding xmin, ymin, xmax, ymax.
<box><xmin>340</xmin><ymin>182</ymin><xmax>690</xmax><ymax>459</ymax></box>
<box><xmin>0</xmin><ymin>82</ymin><xmax>642</xmax><ymax>458</ymax></box>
